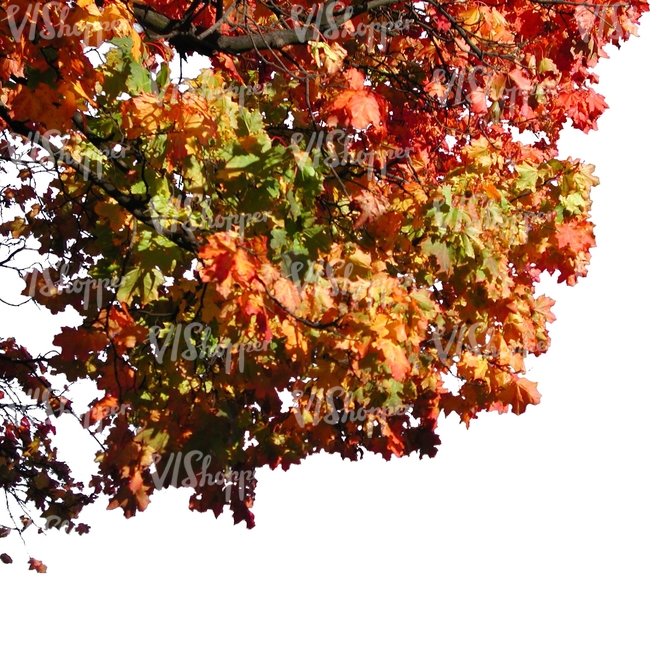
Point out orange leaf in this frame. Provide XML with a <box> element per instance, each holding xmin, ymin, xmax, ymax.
<box><xmin>273</xmin><ymin>277</ymin><xmax>302</xmax><ymax>312</ymax></box>
<box><xmin>555</xmin><ymin>222</ymin><xmax>595</xmax><ymax>252</ymax></box>
<box><xmin>375</xmin><ymin>339</ymin><xmax>410</xmax><ymax>381</ymax></box>
<box><xmin>534</xmin><ymin>295</ymin><xmax>556</xmax><ymax>323</ymax></box>
<box><xmin>328</xmin><ymin>89</ymin><xmax>383</xmax><ymax>130</ymax></box>
<box><xmin>353</xmin><ymin>189</ymin><xmax>390</xmax><ymax>228</ymax></box>
<box><xmin>28</xmin><ymin>558</ymin><xmax>47</xmax><ymax>573</ymax></box>
<box><xmin>468</xmin><ymin>89</ymin><xmax>488</xmax><ymax>114</ymax></box>
<box><xmin>501</xmin><ymin>376</ymin><xmax>541</xmax><ymax>415</ymax></box>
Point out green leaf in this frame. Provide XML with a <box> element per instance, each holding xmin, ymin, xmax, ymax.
<box><xmin>560</xmin><ymin>192</ymin><xmax>586</xmax><ymax>214</ymax></box>
<box><xmin>461</xmin><ymin>233</ymin><xmax>475</xmax><ymax>259</ymax></box>
<box><xmin>422</xmin><ymin>239</ymin><xmax>452</xmax><ymax>274</ymax></box>
<box><xmin>411</xmin><ymin>289</ymin><xmax>436</xmax><ymax>312</ymax></box>
<box><xmin>156</xmin><ymin>63</ymin><xmax>170</xmax><ymax>93</ymax></box>
<box><xmin>514</xmin><ymin>164</ymin><xmax>539</xmax><ymax>192</ymax></box>
<box><xmin>216</xmin><ymin>154</ymin><xmax>261</xmax><ymax>180</ymax></box>
<box><xmin>127</xmin><ymin>61</ymin><xmax>152</xmax><ymax>95</ymax></box>
<box><xmin>270</xmin><ymin>229</ymin><xmax>287</xmax><ymax>250</ymax></box>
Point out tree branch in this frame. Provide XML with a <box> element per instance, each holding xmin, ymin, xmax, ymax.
<box><xmin>0</xmin><ymin>104</ymin><xmax>200</xmax><ymax>254</ymax></box>
<box><xmin>131</xmin><ymin>0</ymin><xmax>403</xmax><ymax>56</ymax></box>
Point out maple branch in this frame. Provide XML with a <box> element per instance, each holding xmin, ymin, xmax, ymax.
<box><xmin>258</xmin><ymin>278</ymin><xmax>342</xmax><ymax>330</ymax></box>
<box><xmin>426</xmin><ymin>1</ymin><xmax>487</xmax><ymax>62</ymax></box>
<box><xmin>0</xmin><ymin>354</ymin><xmax>51</xmax><ymax>365</ymax></box>
<box><xmin>131</xmin><ymin>0</ymin><xmax>403</xmax><ymax>55</ymax></box>
<box><xmin>530</xmin><ymin>0</ymin><xmax>631</xmax><ymax>6</ymax></box>
<box><xmin>0</xmin><ymin>240</ymin><xmax>27</xmax><ymax>268</ymax></box>
<box><xmin>0</xmin><ymin>104</ymin><xmax>200</xmax><ymax>255</ymax></box>
<box><xmin>70</xmin><ymin>113</ymin><xmax>131</xmax><ymax>176</ymax></box>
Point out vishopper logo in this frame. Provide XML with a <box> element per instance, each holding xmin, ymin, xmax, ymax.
<box><xmin>21</xmin><ymin>514</ymin><xmax>88</xmax><ymax>534</ymax></box>
<box><xmin>291</xmin><ymin>386</ymin><xmax>411</xmax><ymax>430</ymax></box>
<box><xmin>285</xmin><ymin>257</ymin><xmax>413</xmax><ymax>304</ymax></box>
<box><xmin>25</xmin><ymin>260</ymin><xmax>128</xmax><ymax>311</ymax></box>
<box><xmin>147</xmin><ymin>192</ymin><xmax>269</xmax><ymax>242</ymax></box>
<box><xmin>290</xmin><ymin>129</ymin><xmax>412</xmax><ymax>179</ymax></box>
<box><xmin>148</xmin><ymin>323</ymin><xmax>270</xmax><ymax>369</ymax></box>
<box><xmin>5</xmin><ymin>2</ymin><xmax>124</xmax><ymax>45</ymax></box>
<box><xmin>290</xmin><ymin>2</ymin><xmax>413</xmax><ymax>51</ymax></box>
<box><xmin>150</xmin><ymin>451</ymin><xmax>254</xmax><ymax>499</ymax></box>
<box><xmin>575</xmin><ymin>4</ymin><xmax>630</xmax><ymax>44</ymax></box>
<box><xmin>424</xmin><ymin>323</ymin><xmax>549</xmax><ymax>366</ymax></box>
<box><xmin>0</xmin><ymin>129</ymin><xmax>127</xmax><ymax>181</ymax></box>
<box><xmin>431</xmin><ymin>191</ymin><xmax>556</xmax><ymax>245</ymax></box>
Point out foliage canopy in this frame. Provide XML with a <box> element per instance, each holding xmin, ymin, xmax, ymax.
<box><xmin>0</xmin><ymin>0</ymin><xmax>646</xmax><ymax>570</ymax></box>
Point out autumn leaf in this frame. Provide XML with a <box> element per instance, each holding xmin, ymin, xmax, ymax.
<box><xmin>53</xmin><ymin>328</ymin><xmax>110</xmax><ymax>362</ymax></box>
<box><xmin>500</xmin><ymin>377</ymin><xmax>542</xmax><ymax>415</ymax></box>
<box><xmin>555</xmin><ymin>221</ymin><xmax>596</xmax><ymax>252</ymax></box>
<box><xmin>353</xmin><ymin>189</ymin><xmax>390</xmax><ymax>228</ymax></box>
<box><xmin>273</xmin><ymin>277</ymin><xmax>302</xmax><ymax>312</ymax></box>
<box><xmin>28</xmin><ymin>558</ymin><xmax>47</xmax><ymax>574</ymax></box>
<box><xmin>325</xmin><ymin>70</ymin><xmax>385</xmax><ymax>130</ymax></box>
<box><xmin>534</xmin><ymin>295</ymin><xmax>557</xmax><ymax>323</ymax></box>
<box><xmin>375</xmin><ymin>339</ymin><xmax>411</xmax><ymax>381</ymax></box>
<box><xmin>468</xmin><ymin>89</ymin><xmax>488</xmax><ymax>114</ymax></box>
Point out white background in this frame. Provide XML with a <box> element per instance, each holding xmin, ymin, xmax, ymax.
<box><xmin>1</xmin><ymin>17</ymin><xmax>649</xmax><ymax>649</ymax></box>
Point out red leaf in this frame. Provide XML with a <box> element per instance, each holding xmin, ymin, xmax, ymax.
<box><xmin>53</xmin><ymin>327</ymin><xmax>109</xmax><ymax>362</ymax></box>
<box><xmin>467</xmin><ymin>89</ymin><xmax>488</xmax><ymax>114</ymax></box>
<box><xmin>432</xmin><ymin>9</ymin><xmax>452</xmax><ymax>31</ymax></box>
<box><xmin>555</xmin><ymin>221</ymin><xmax>595</xmax><ymax>252</ymax></box>
<box><xmin>325</xmin><ymin>70</ymin><xmax>385</xmax><ymax>130</ymax></box>
<box><xmin>28</xmin><ymin>558</ymin><xmax>47</xmax><ymax>573</ymax></box>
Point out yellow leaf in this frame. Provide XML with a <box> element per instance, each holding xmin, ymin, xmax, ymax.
<box><xmin>458</xmin><ymin>351</ymin><xmax>488</xmax><ymax>381</ymax></box>
<box><xmin>370</xmin><ymin>314</ymin><xmax>390</xmax><ymax>337</ymax></box>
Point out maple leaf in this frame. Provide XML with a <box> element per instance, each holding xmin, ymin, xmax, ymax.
<box><xmin>467</xmin><ymin>89</ymin><xmax>488</xmax><ymax>114</ymax></box>
<box><xmin>199</xmin><ymin>235</ymin><xmax>237</xmax><ymax>283</ymax></box>
<box><xmin>555</xmin><ymin>222</ymin><xmax>596</xmax><ymax>252</ymax></box>
<box><xmin>353</xmin><ymin>189</ymin><xmax>390</xmax><ymax>228</ymax></box>
<box><xmin>53</xmin><ymin>328</ymin><xmax>109</xmax><ymax>363</ymax></box>
<box><xmin>273</xmin><ymin>277</ymin><xmax>302</xmax><ymax>312</ymax></box>
<box><xmin>508</xmin><ymin>69</ymin><xmax>532</xmax><ymax>93</ymax></box>
<box><xmin>500</xmin><ymin>377</ymin><xmax>542</xmax><ymax>415</ymax></box>
<box><xmin>326</xmin><ymin>69</ymin><xmax>385</xmax><ymax>130</ymax></box>
<box><xmin>458</xmin><ymin>351</ymin><xmax>488</xmax><ymax>381</ymax></box>
<box><xmin>28</xmin><ymin>558</ymin><xmax>47</xmax><ymax>574</ymax></box>
<box><xmin>121</xmin><ymin>95</ymin><xmax>169</xmax><ymax>138</ymax></box>
<box><xmin>312</xmin><ymin>42</ymin><xmax>348</xmax><ymax>75</ymax></box>
<box><xmin>197</xmin><ymin>233</ymin><xmax>259</xmax><ymax>297</ymax></box>
<box><xmin>83</xmin><ymin>395</ymin><xmax>121</xmax><ymax>429</ymax></box>
<box><xmin>534</xmin><ymin>295</ymin><xmax>557</xmax><ymax>324</ymax></box>
<box><xmin>431</xmin><ymin>8</ymin><xmax>452</xmax><ymax>31</ymax></box>
<box><xmin>375</xmin><ymin>339</ymin><xmax>411</xmax><ymax>381</ymax></box>
<box><xmin>574</xmin><ymin>5</ymin><xmax>597</xmax><ymax>35</ymax></box>
<box><xmin>557</xmin><ymin>89</ymin><xmax>609</xmax><ymax>133</ymax></box>
<box><xmin>211</xmin><ymin>53</ymin><xmax>244</xmax><ymax>83</ymax></box>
